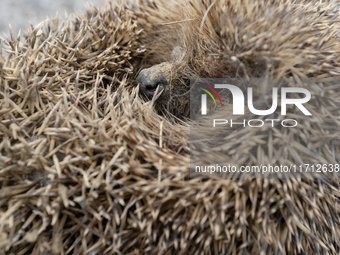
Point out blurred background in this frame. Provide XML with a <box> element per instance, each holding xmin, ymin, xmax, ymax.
<box><xmin>0</xmin><ymin>0</ymin><xmax>105</xmax><ymax>37</ymax></box>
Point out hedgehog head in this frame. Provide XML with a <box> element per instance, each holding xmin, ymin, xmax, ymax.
<box><xmin>137</xmin><ymin>46</ymin><xmax>187</xmax><ymax>100</ymax></box>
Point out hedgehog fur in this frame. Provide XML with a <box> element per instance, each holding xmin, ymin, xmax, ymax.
<box><xmin>0</xmin><ymin>0</ymin><xmax>340</xmax><ymax>254</ymax></box>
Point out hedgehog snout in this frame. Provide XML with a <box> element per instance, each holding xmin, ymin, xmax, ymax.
<box><xmin>137</xmin><ymin>63</ymin><xmax>173</xmax><ymax>99</ymax></box>
<box><xmin>137</xmin><ymin>68</ymin><xmax>168</xmax><ymax>98</ymax></box>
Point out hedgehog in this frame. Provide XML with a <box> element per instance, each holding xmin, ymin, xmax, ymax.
<box><xmin>136</xmin><ymin>0</ymin><xmax>340</xmax><ymax>176</ymax></box>
<box><xmin>0</xmin><ymin>0</ymin><xmax>339</xmax><ymax>254</ymax></box>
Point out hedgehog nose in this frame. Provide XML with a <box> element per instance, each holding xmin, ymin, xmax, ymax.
<box><xmin>137</xmin><ymin>68</ymin><xmax>168</xmax><ymax>99</ymax></box>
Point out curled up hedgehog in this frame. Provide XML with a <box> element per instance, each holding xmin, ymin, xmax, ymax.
<box><xmin>0</xmin><ymin>0</ymin><xmax>340</xmax><ymax>254</ymax></box>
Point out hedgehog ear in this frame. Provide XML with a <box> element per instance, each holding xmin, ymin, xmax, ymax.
<box><xmin>172</xmin><ymin>46</ymin><xmax>187</xmax><ymax>65</ymax></box>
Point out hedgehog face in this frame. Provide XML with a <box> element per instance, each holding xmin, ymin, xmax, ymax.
<box><xmin>137</xmin><ymin>62</ymin><xmax>173</xmax><ymax>99</ymax></box>
<box><xmin>137</xmin><ymin>46</ymin><xmax>187</xmax><ymax>99</ymax></box>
